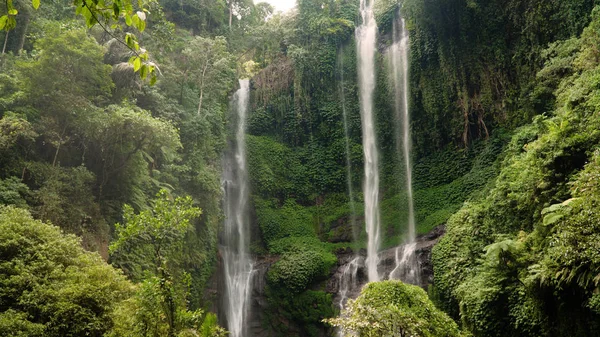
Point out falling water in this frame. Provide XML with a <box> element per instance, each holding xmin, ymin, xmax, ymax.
<box><xmin>387</xmin><ymin>12</ymin><xmax>420</xmax><ymax>285</ymax></box>
<box><xmin>338</xmin><ymin>51</ymin><xmax>358</xmax><ymax>242</ymax></box>
<box><xmin>336</xmin><ymin>51</ymin><xmax>361</xmax><ymax>337</ymax></box>
<box><xmin>337</xmin><ymin>257</ymin><xmax>361</xmax><ymax>310</ymax></box>
<box><xmin>221</xmin><ymin>79</ymin><xmax>254</xmax><ymax>337</ymax></box>
<box><xmin>336</xmin><ymin>257</ymin><xmax>361</xmax><ymax>337</ymax></box>
<box><xmin>356</xmin><ymin>0</ymin><xmax>380</xmax><ymax>283</ymax></box>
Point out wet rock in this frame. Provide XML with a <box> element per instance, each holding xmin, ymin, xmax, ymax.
<box><xmin>327</xmin><ymin>215</ymin><xmax>363</xmax><ymax>243</ymax></box>
<box><xmin>328</xmin><ymin>225</ymin><xmax>446</xmax><ymax>308</ymax></box>
<box><xmin>215</xmin><ymin>225</ymin><xmax>446</xmax><ymax>336</ymax></box>
<box><xmin>247</xmin><ymin>256</ymin><xmax>278</xmax><ymax>337</ymax></box>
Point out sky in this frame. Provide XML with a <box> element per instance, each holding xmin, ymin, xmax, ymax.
<box><xmin>258</xmin><ymin>0</ymin><xmax>296</xmax><ymax>12</ymax></box>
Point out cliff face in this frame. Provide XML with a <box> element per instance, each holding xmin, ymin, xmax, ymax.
<box><xmin>327</xmin><ymin>225</ymin><xmax>445</xmax><ymax>306</ymax></box>
<box><xmin>233</xmin><ymin>225</ymin><xmax>446</xmax><ymax>337</ymax></box>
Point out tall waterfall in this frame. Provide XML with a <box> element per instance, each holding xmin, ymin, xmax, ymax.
<box><xmin>339</xmin><ymin>51</ymin><xmax>358</xmax><ymax>243</ymax></box>
<box><xmin>387</xmin><ymin>13</ymin><xmax>420</xmax><ymax>285</ymax></box>
<box><xmin>356</xmin><ymin>0</ymin><xmax>380</xmax><ymax>282</ymax></box>
<box><xmin>221</xmin><ymin>79</ymin><xmax>254</xmax><ymax>337</ymax></box>
<box><xmin>336</xmin><ymin>52</ymin><xmax>362</xmax><ymax>337</ymax></box>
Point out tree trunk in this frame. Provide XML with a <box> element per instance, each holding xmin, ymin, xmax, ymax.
<box><xmin>52</xmin><ymin>125</ymin><xmax>68</xmax><ymax>167</ymax></box>
<box><xmin>2</xmin><ymin>31</ymin><xmax>9</xmax><ymax>55</ymax></box>
<box><xmin>196</xmin><ymin>59</ymin><xmax>210</xmax><ymax>116</ymax></box>
<box><xmin>460</xmin><ymin>89</ymin><xmax>470</xmax><ymax>147</ymax></box>
<box><xmin>17</xmin><ymin>12</ymin><xmax>31</xmax><ymax>54</ymax></box>
<box><xmin>229</xmin><ymin>1</ymin><xmax>233</xmax><ymax>30</ymax></box>
<box><xmin>52</xmin><ymin>142</ymin><xmax>61</xmax><ymax>167</ymax></box>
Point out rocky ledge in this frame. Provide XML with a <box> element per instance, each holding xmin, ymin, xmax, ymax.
<box><xmin>326</xmin><ymin>225</ymin><xmax>445</xmax><ymax>307</ymax></box>
<box><xmin>240</xmin><ymin>224</ymin><xmax>446</xmax><ymax>336</ymax></box>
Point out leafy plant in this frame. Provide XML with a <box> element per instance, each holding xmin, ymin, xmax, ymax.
<box><xmin>326</xmin><ymin>281</ymin><xmax>462</xmax><ymax>337</ymax></box>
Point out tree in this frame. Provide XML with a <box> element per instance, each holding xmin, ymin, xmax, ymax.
<box><xmin>180</xmin><ymin>36</ymin><xmax>234</xmax><ymax>116</ymax></box>
<box><xmin>14</xmin><ymin>28</ymin><xmax>182</xmax><ymax>222</ymax></box>
<box><xmin>0</xmin><ymin>206</ymin><xmax>134</xmax><ymax>336</ymax></box>
<box><xmin>110</xmin><ymin>190</ymin><xmax>212</xmax><ymax>337</ymax></box>
<box><xmin>77</xmin><ymin>104</ymin><xmax>181</xmax><ymax>210</ymax></box>
<box><xmin>0</xmin><ymin>0</ymin><xmax>155</xmax><ymax>80</ymax></box>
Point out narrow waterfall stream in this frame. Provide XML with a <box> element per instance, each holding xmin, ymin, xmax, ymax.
<box><xmin>339</xmin><ymin>51</ymin><xmax>358</xmax><ymax>246</ymax></box>
<box><xmin>221</xmin><ymin>79</ymin><xmax>254</xmax><ymax>337</ymax></box>
<box><xmin>335</xmin><ymin>256</ymin><xmax>361</xmax><ymax>337</ymax></box>
<box><xmin>387</xmin><ymin>13</ymin><xmax>420</xmax><ymax>285</ymax></box>
<box><xmin>356</xmin><ymin>0</ymin><xmax>381</xmax><ymax>283</ymax></box>
<box><xmin>337</xmin><ymin>49</ymin><xmax>359</xmax><ymax>312</ymax></box>
<box><xmin>335</xmin><ymin>51</ymin><xmax>363</xmax><ymax>337</ymax></box>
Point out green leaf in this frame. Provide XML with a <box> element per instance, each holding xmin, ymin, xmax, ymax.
<box><xmin>32</xmin><ymin>0</ymin><xmax>40</xmax><ymax>10</ymax></box>
<box><xmin>0</xmin><ymin>16</ymin><xmax>7</xmax><ymax>30</ymax></box>
<box><xmin>80</xmin><ymin>6</ymin><xmax>95</xmax><ymax>27</ymax></box>
<box><xmin>8</xmin><ymin>9</ymin><xmax>18</xmax><ymax>15</ymax></box>
<box><xmin>543</xmin><ymin>213</ymin><xmax>564</xmax><ymax>227</ymax></box>
<box><xmin>131</xmin><ymin>13</ymin><xmax>145</xmax><ymax>32</ymax></box>
<box><xmin>125</xmin><ymin>14</ymin><xmax>132</xmax><ymax>26</ymax></box>
<box><xmin>6</xmin><ymin>16</ymin><xmax>16</xmax><ymax>30</ymax></box>
<box><xmin>140</xmin><ymin>64</ymin><xmax>148</xmax><ymax>79</ymax></box>
<box><xmin>132</xmin><ymin>57</ymin><xmax>142</xmax><ymax>71</ymax></box>
<box><xmin>125</xmin><ymin>33</ymin><xmax>136</xmax><ymax>50</ymax></box>
<box><xmin>112</xmin><ymin>3</ymin><xmax>119</xmax><ymax>19</ymax></box>
<box><xmin>149</xmin><ymin>74</ymin><xmax>157</xmax><ymax>86</ymax></box>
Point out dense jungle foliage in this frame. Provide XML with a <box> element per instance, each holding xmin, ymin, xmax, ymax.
<box><xmin>2</xmin><ymin>0</ymin><xmax>600</xmax><ymax>335</ymax></box>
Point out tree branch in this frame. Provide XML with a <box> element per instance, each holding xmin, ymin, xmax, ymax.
<box><xmin>82</xmin><ymin>0</ymin><xmax>141</xmax><ymax>58</ymax></box>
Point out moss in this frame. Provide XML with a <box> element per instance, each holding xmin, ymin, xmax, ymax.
<box><xmin>255</xmin><ymin>198</ymin><xmax>316</xmax><ymax>246</ymax></box>
<box><xmin>267</xmin><ymin>247</ymin><xmax>336</xmax><ymax>294</ymax></box>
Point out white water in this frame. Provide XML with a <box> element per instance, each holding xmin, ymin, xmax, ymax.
<box><xmin>388</xmin><ymin>13</ymin><xmax>420</xmax><ymax>285</ymax></box>
<box><xmin>339</xmin><ymin>52</ymin><xmax>358</xmax><ymax>241</ymax></box>
<box><xmin>336</xmin><ymin>257</ymin><xmax>361</xmax><ymax>337</ymax></box>
<box><xmin>336</xmin><ymin>53</ymin><xmax>361</xmax><ymax>337</ymax></box>
<box><xmin>356</xmin><ymin>0</ymin><xmax>380</xmax><ymax>283</ymax></box>
<box><xmin>388</xmin><ymin>242</ymin><xmax>419</xmax><ymax>284</ymax></box>
<box><xmin>337</xmin><ymin>257</ymin><xmax>361</xmax><ymax>310</ymax></box>
<box><xmin>221</xmin><ymin>79</ymin><xmax>254</xmax><ymax>337</ymax></box>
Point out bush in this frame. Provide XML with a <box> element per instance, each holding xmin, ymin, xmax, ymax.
<box><xmin>246</xmin><ymin>135</ymin><xmax>311</xmax><ymax>201</ymax></box>
<box><xmin>327</xmin><ymin>280</ymin><xmax>462</xmax><ymax>337</ymax></box>
<box><xmin>0</xmin><ymin>206</ymin><xmax>133</xmax><ymax>336</ymax></box>
<box><xmin>255</xmin><ymin>198</ymin><xmax>316</xmax><ymax>245</ymax></box>
<box><xmin>267</xmin><ymin>249</ymin><xmax>336</xmax><ymax>293</ymax></box>
<box><xmin>431</xmin><ymin>12</ymin><xmax>600</xmax><ymax>335</ymax></box>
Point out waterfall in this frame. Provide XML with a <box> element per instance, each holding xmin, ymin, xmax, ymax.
<box><xmin>356</xmin><ymin>0</ymin><xmax>381</xmax><ymax>282</ymax></box>
<box><xmin>339</xmin><ymin>50</ymin><xmax>358</xmax><ymax>243</ymax></box>
<box><xmin>336</xmin><ymin>256</ymin><xmax>361</xmax><ymax>337</ymax></box>
<box><xmin>387</xmin><ymin>12</ymin><xmax>420</xmax><ymax>285</ymax></box>
<box><xmin>221</xmin><ymin>79</ymin><xmax>254</xmax><ymax>337</ymax></box>
<box><xmin>335</xmin><ymin>51</ymin><xmax>362</xmax><ymax>337</ymax></box>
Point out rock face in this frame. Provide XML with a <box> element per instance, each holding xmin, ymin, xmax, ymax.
<box><xmin>378</xmin><ymin>224</ymin><xmax>446</xmax><ymax>287</ymax></box>
<box><xmin>247</xmin><ymin>256</ymin><xmax>280</xmax><ymax>337</ymax></box>
<box><xmin>214</xmin><ymin>225</ymin><xmax>446</xmax><ymax>337</ymax></box>
<box><xmin>327</xmin><ymin>225</ymin><xmax>446</xmax><ymax>309</ymax></box>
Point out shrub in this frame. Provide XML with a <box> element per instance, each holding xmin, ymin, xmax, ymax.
<box><xmin>0</xmin><ymin>206</ymin><xmax>133</xmax><ymax>336</ymax></box>
<box><xmin>327</xmin><ymin>280</ymin><xmax>461</xmax><ymax>337</ymax></box>
<box><xmin>255</xmin><ymin>198</ymin><xmax>316</xmax><ymax>245</ymax></box>
<box><xmin>267</xmin><ymin>249</ymin><xmax>336</xmax><ymax>293</ymax></box>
